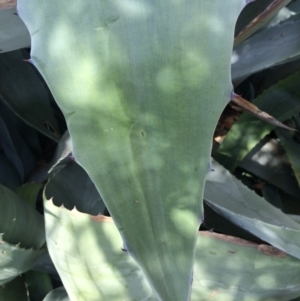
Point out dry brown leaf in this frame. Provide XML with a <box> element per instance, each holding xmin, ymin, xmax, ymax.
<box><xmin>0</xmin><ymin>0</ymin><xmax>17</xmax><ymax>9</ymax></box>
<box><xmin>200</xmin><ymin>231</ymin><xmax>286</xmax><ymax>258</ymax></box>
<box><xmin>231</xmin><ymin>94</ymin><xmax>296</xmax><ymax>131</ymax></box>
<box><xmin>234</xmin><ymin>0</ymin><xmax>292</xmax><ymax>46</ymax></box>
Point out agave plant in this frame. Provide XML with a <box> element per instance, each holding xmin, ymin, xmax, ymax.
<box><xmin>1</xmin><ymin>0</ymin><xmax>300</xmax><ymax>300</ymax></box>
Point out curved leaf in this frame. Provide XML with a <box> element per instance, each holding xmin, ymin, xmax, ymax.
<box><xmin>0</xmin><ymin>185</ymin><xmax>45</xmax><ymax>249</ymax></box>
<box><xmin>194</xmin><ymin>231</ymin><xmax>300</xmax><ymax>301</ymax></box>
<box><xmin>43</xmin><ymin>287</ymin><xmax>70</xmax><ymax>301</ymax></box>
<box><xmin>0</xmin><ymin>236</ymin><xmax>46</xmax><ymax>285</ymax></box>
<box><xmin>0</xmin><ymin>50</ymin><xmax>61</xmax><ymax>141</ymax></box>
<box><xmin>205</xmin><ymin>159</ymin><xmax>300</xmax><ymax>260</ymax></box>
<box><xmin>234</xmin><ymin>0</ymin><xmax>292</xmax><ymax>46</ymax></box>
<box><xmin>232</xmin><ymin>13</ymin><xmax>300</xmax><ymax>80</ymax></box>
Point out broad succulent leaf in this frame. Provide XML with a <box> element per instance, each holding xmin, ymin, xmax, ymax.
<box><xmin>205</xmin><ymin>160</ymin><xmax>300</xmax><ymax>260</ymax></box>
<box><xmin>194</xmin><ymin>232</ymin><xmax>300</xmax><ymax>301</ymax></box>
<box><xmin>44</xmin><ymin>199</ymin><xmax>300</xmax><ymax>301</ymax></box>
<box><xmin>18</xmin><ymin>1</ymin><xmax>248</xmax><ymax>299</ymax></box>
<box><xmin>44</xmin><ymin>199</ymin><xmax>156</xmax><ymax>301</ymax></box>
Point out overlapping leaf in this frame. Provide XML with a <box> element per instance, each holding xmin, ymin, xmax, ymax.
<box><xmin>0</xmin><ymin>185</ymin><xmax>45</xmax><ymax>248</ymax></box>
<box><xmin>0</xmin><ymin>185</ymin><xmax>46</xmax><ymax>285</ymax></box>
<box><xmin>216</xmin><ymin>71</ymin><xmax>300</xmax><ymax>171</ymax></box>
<box><xmin>205</xmin><ymin>159</ymin><xmax>300</xmax><ymax>260</ymax></box>
<box><xmin>44</xmin><ymin>198</ymin><xmax>300</xmax><ymax>301</ymax></box>
<box><xmin>0</xmin><ymin>50</ymin><xmax>61</xmax><ymax>141</ymax></box>
<box><xmin>0</xmin><ymin>235</ymin><xmax>46</xmax><ymax>285</ymax></box>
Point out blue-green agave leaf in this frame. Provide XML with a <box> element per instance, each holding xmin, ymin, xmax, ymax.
<box><xmin>0</xmin><ymin>185</ymin><xmax>45</xmax><ymax>249</ymax></box>
<box><xmin>44</xmin><ymin>199</ymin><xmax>156</xmax><ymax>301</ymax></box>
<box><xmin>0</xmin><ymin>235</ymin><xmax>46</xmax><ymax>285</ymax></box>
<box><xmin>44</xmin><ymin>198</ymin><xmax>300</xmax><ymax>301</ymax></box>
<box><xmin>232</xmin><ymin>11</ymin><xmax>300</xmax><ymax>80</ymax></box>
<box><xmin>205</xmin><ymin>159</ymin><xmax>300</xmax><ymax>260</ymax></box>
<box><xmin>18</xmin><ymin>1</ymin><xmax>248</xmax><ymax>299</ymax></box>
<box><xmin>194</xmin><ymin>231</ymin><xmax>300</xmax><ymax>301</ymax></box>
<box><xmin>234</xmin><ymin>0</ymin><xmax>292</xmax><ymax>46</ymax></box>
